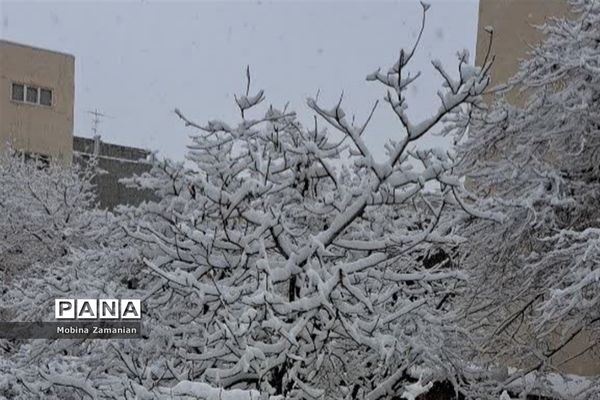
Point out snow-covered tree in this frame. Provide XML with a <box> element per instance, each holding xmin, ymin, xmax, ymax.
<box><xmin>26</xmin><ymin>5</ymin><xmax>496</xmax><ymax>399</ymax></box>
<box><xmin>455</xmin><ymin>0</ymin><xmax>600</xmax><ymax>397</ymax></box>
<box><xmin>0</xmin><ymin>149</ymin><xmax>116</xmax><ymax>397</ymax></box>
<box><xmin>1</xmin><ymin>4</ymin><xmax>502</xmax><ymax>399</ymax></box>
<box><xmin>0</xmin><ymin>149</ymin><xmax>102</xmax><ymax>281</ymax></box>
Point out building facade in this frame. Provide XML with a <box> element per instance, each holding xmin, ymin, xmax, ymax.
<box><xmin>475</xmin><ymin>0</ymin><xmax>599</xmax><ymax>377</ymax></box>
<box><xmin>475</xmin><ymin>0</ymin><xmax>571</xmax><ymax>103</ymax></box>
<box><xmin>0</xmin><ymin>40</ymin><xmax>74</xmax><ymax>164</ymax></box>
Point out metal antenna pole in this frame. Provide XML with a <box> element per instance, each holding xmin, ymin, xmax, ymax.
<box><xmin>87</xmin><ymin>108</ymin><xmax>112</xmax><ymax>136</ymax></box>
<box><xmin>87</xmin><ymin>109</ymin><xmax>113</xmax><ymax>156</ymax></box>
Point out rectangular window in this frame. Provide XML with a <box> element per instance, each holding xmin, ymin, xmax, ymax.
<box><xmin>11</xmin><ymin>83</ymin><xmax>52</xmax><ymax>107</ymax></box>
<box><xmin>11</xmin><ymin>83</ymin><xmax>24</xmax><ymax>101</ymax></box>
<box><xmin>26</xmin><ymin>86</ymin><xmax>38</xmax><ymax>104</ymax></box>
<box><xmin>40</xmin><ymin>88</ymin><xmax>52</xmax><ymax>106</ymax></box>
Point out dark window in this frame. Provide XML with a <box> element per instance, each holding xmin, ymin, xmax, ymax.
<box><xmin>11</xmin><ymin>83</ymin><xmax>24</xmax><ymax>101</ymax></box>
<box><xmin>40</xmin><ymin>88</ymin><xmax>52</xmax><ymax>106</ymax></box>
<box><xmin>26</xmin><ymin>86</ymin><xmax>38</xmax><ymax>103</ymax></box>
<box><xmin>22</xmin><ymin>151</ymin><xmax>50</xmax><ymax>168</ymax></box>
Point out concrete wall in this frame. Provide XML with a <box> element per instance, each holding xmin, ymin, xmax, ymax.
<box><xmin>73</xmin><ymin>136</ymin><xmax>155</xmax><ymax>210</ymax></box>
<box><xmin>0</xmin><ymin>40</ymin><xmax>74</xmax><ymax>164</ymax></box>
<box><xmin>475</xmin><ymin>0</ymin><xmax>571</xmax><ymax>104</ymax></box>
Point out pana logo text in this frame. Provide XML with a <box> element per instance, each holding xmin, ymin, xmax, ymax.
<box><xmin>55</xmin><ymin>299</ymin><xmax>141</xmax><ymax>320</ymax></box>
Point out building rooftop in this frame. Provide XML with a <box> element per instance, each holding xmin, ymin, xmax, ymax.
<box><xmin>0</xmin><ymin>39</ymin><xmax>75</xmax><ymax>59</ymax></box>
<box><xmin>73</xmin><ymin>136</ymin><xmax>152</xmax><ymax>162</ymax></box>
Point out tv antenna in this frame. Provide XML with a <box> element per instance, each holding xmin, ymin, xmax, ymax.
<box><xmin>87</xmin><ymin>109</ymin><xmax>113</xmax><ymax>136</ymax></box>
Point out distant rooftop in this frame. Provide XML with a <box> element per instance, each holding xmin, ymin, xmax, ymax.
<box><xmin>73</xmin><ymin>136</ymin><xmax>154</xmax><ymax>210</ymax></box>
<box><xmin>73</xmin><ymin>136</ymin><xmax>151</xmax><ymax>162</ymax></box>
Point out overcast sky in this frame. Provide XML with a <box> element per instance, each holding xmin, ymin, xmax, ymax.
<box><xmin>1</xmin><ymin>0</ymin><xmax>479</xmax><ymax>162</ymax></box>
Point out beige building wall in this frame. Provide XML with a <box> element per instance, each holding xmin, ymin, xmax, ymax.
<box><xmin>475</xmin><ymin>0</ymin><xmax>571</xmax><ymax>103</ymax></box>
<box><xmin>475</xmin><ymin>0</ymin><xmax>600</xmax><ymax>377</ymax></box>
<box><xmin>0</xmin><ymin>40</ymin><xmax>74</xmax><ymax>164</ymax></box>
